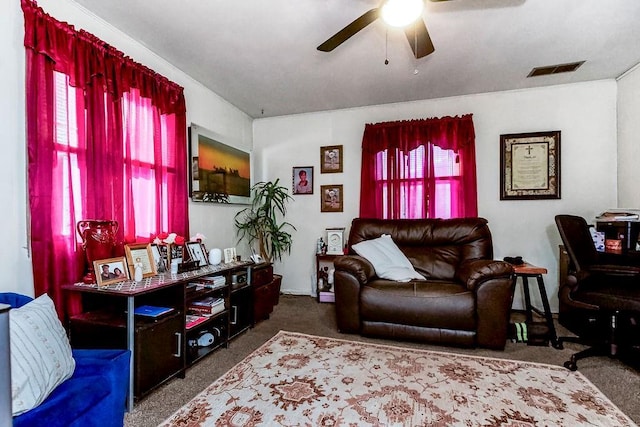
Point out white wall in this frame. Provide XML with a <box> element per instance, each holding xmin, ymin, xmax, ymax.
<box><xmin>617</xmin><ymin>65</ymin><xmax>640</xmax><ymax>208</ymax></box>
<box><xmin>254</xmin><ymin>81</ymin><xmax>619</xmax><ymax>311</ymax></box>
<box><xmin>1</xmin><ymin>0</ymin><xmax>31</xmax><ymax>296</ymax></box>
<box><xmin>0</xmin><ymin>0</ymin><xmax>253</xmax><ymax>295</ymax></box>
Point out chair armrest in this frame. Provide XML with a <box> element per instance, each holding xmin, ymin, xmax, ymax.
<box><xmin>456</xmin><ymin>259</ymin><xmax>514</xmax><ymax>291</ymax></box>
<box><xmin>333</xmin><ymin>255</ymin><xmax>376</xmax><ymax>285</ymax></box>
<box><xmin>589</xmin><ymin>264</ymin><xmax>640</xmax><ymax>276</ymax></box>
<box><xmin>560</xmin><ymin>274</ymin><xmax>600</xmax><ymax>310</ymax></box>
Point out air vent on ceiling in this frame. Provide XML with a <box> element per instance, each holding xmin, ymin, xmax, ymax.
<box><xmin>527</xmin><ymin>61</ymin><xmax>585</xmax><ymax>77</ymax></box>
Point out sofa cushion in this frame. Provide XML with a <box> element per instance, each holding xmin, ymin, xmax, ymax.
<box><xmin>352</xmin><ymin>234</ymin><xmax>425</xmax><ymax>282</ymax></box>
<box><xmin>360</xmin><ymin>280</ymin><xmax>476</xmax><ymax>331</ymax></box>
<box><xmin>10</xmin><ymin>294</ymin><xmax>76</xmax><ymax>416</ymax></box>
<box><xmin>14</xmin><ymin>374</ymin><xmax>110</xmax><ymax>427</ymax></box>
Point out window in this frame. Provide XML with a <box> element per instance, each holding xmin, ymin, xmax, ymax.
<box><xmin>374</xmin><ymin>145</ymin><xmax>460</xmax><ymax>219</ymax></box>
<box><xmin>23</xmin><ymin>0</ymin><xmax>188</xmax><ymax>316</ymax></box>
<box><xmin>359</xmin><ymin>116</ymin><xmax>477</xmax><ymax>220</ymax></box>
<box><xmin>52</xmin><ymin>73</ymin><xmax>177</xmax><ymax>242</ymax></box>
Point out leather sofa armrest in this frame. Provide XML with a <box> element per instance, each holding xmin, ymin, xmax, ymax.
<box><xmin>457</xmin><ymin>259</ymin><xmax>515</xmax><ymax>349</ymax></box>
<box><xmin>456</xmin><ymin>259</ymin><xmax>514</xmax><ymax>290</ymax></box>
<box><xmin>333</xmin><ymin>255</ymin><xmax>376</xmax><ymax>285</ymax></box>
<box><xmin>333</xmin><ymin>255</ymin><xmax>375</xmax><ymax>334</ymax></box>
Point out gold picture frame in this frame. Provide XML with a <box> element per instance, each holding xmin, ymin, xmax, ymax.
<box><xmin>94</xmin><ymin>256</ymin><xmax>129</xmax><ymax>287</ymax></box>
<box><xmin>124</xmin><ymin>243</ymin><xmax>157</xmax><ymax>278</ymax></box>
<box><xmin>500</xmin><ymin>131</ymin><xmax>561</xmax><ymax>200</ymax></box>
<box><xmin>320</xmin><ymin>184</ymin><xmax>344</xmax><ymax>212</ymax></box>
<box><xmin>320</xmin><ymin>145</ymin><xmax>343</xmax><ymax>173</ymax></box>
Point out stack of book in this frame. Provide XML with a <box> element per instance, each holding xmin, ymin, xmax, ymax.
<box><xmin>195</xmin><ymin>275</ymin><xmax>227</xmax><ymax>290</ymax></box>
<box><xmin>188</xmin><ymin>296</ymin><xmax>225</xmax><ymax>317</ymax></box>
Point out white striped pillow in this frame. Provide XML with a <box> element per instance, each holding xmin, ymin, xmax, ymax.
<box><xmin>9</xmin><ymin>294</ymin><xmax>75</xmax><ymax>416</ymax></box>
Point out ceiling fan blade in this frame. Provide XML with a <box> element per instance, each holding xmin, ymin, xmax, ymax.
<box><xmin>317</xmin><ymin>8</ymin><xmax>380</xmax><ymax>52</ymax></box>
<box><xmin>404</xmin><ymin>19</ymin><xmax>435</xmax><ymax>58</ymax></box>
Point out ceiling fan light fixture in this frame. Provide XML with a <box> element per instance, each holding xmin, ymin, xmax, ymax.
<box><xmin>381</xmin><ymin>0</ymin><xmax>424</xmax><ymax>28</ymax></box>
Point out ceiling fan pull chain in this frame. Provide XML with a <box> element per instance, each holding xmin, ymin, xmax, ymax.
<box><xmin>385</xmin><ymin>29</ymin><xmax>389</xmax><ymax>65</ymax></box>
<box><xmin>413</xmin><ymin>25</ymin><xmax>419</xmax><ymax>74</ymax></box>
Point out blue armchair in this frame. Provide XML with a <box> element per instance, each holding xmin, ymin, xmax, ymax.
<box><xmin>1</xmin><ymin>293</ymin><xmax>130</xmax><ymax>427</ymax></box>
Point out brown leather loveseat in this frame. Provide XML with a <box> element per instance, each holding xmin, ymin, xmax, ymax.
<box><xmin>334</xmin><ymin>217</ymin><xmax>515</xmax><ymax>349</ymax></box>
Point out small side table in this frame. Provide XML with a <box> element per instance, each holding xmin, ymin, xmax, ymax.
<box><xmin>513</xmin><ymin>262</ymin><xmax>560</xmax><ymax>348</ymax></box>
<box><xmin>316</xmin><ymin>254</ymin><xmax>343</xmax><ymax>303</ymax></box>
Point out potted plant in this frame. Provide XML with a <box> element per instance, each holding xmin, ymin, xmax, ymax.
<box><xmin>234</xmin><ymin>179</ymin><xmax>296</xmax><ymax>263</ymax></box>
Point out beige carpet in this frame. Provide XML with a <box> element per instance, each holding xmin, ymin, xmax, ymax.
<box><xmin>124</xmin><ymin>296</ymin><xmax>640</xmax><ymax>426</ymax></box>
<box><xmin>158</xmin><ymin>331</ymin><xmax>635</xmax><ymax>426</ymax></box>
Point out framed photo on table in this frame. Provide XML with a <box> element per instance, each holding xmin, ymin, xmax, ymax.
<box><xmin>124</xmin><ymin>243</ymin><xmax>157</xmax><ymax>278</ymax></box>
<box><xmin>500</xmin><ymin>131</ymin><xmax>561</xmax><ymax>200</ymax></box>
<box><xmin>186</xmin><ymin>241</ymin><xmax>208</xmax><ymax>267</ymax></box>
<box><xmin>150</xmin><ymin>243</ymin><xmax>167</xmax><ymax>273</ymax></box>
<box><xmin>94</xmin><ymin>257</ymin><xmax>129</xmax><ymax>287</ymax></box>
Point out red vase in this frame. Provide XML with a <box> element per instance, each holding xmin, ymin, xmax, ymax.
<box><xmin>77</xmin><ymin>220</ymin><xmax>119</xmax><ymax>284</ymax></box>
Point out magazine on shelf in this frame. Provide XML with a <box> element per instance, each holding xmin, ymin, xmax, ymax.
<box><xmin>134</xmin><ymin>305</ymin><xmax>174</xmax><ymax>318</ymax></box>
<box><xmin>185</xmin><ymin>314</ymin><xmax>209</xmax><ymax>329</ymax></box>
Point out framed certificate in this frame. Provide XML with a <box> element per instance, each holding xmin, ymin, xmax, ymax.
<box><xmin>124</xmin><ymin>243</ymin><xmax>157</xmax><ymax>278</ymax></box>
<box><xmin>500</xmin><ymin>131</ymin><xmax>561</xmax><ymax>200</ymax></box>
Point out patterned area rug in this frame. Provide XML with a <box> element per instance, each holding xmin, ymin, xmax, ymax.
<box><xmin>159</xmin><ymin>331</ymin><xmax>636</xmax><ymax>426</ymax></box>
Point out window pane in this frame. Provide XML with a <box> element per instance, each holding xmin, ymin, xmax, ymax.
<box><xmin>433</xmin><ymin>146</ymin><xmax>459</xmax><ymax>177</ymax></box>
<box><xmin>54</xmin><ymin>72</ymin><xmax>80</xmax><ymax>149</ymax></box>
<box><xmin>406</xmin><ymin>146</ymin><xmax>425</xmax><ymax>179</ymax></box>
<box><xmin>435</xmin><ymin>182</ymin><xmax>451</xmax><ymax>219</ymax></box>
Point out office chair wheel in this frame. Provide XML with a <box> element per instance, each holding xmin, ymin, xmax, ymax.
<box><xmin>563</xmin><ymin>359</ymin><xmax>578</xmax><ymax>371</ymax></box>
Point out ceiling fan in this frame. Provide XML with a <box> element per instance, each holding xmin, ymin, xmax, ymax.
<box><xmin>317</xmin><ymin>0</ymin><xmax>448</xmax><ymax>59</ymax></box>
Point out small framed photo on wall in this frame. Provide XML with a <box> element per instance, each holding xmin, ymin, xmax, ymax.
<box><xmin>292</xmin><ymin>166</ymin><xmax>314</xmax><ymax>195</ymax></box>
<box><xmin>320</xmin><ymin>145</ymin><xmax>343</xmax><ymax>173</ymax></box>
<box><xmin>320</xmin><ymin>185</ymin><xmax>343</xmax><ymax>212</ymax></box>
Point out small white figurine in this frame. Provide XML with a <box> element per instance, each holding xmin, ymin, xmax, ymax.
<box><xmin>134</xmin><ymin>257</ymin><xmax>143</xmax><ymax>282</ymax></box>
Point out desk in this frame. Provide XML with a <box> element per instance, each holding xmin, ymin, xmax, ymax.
<box><xmin>513</xmin><ymin>262</ymin><xmax>559</xmax><ymax>348</ymax></box>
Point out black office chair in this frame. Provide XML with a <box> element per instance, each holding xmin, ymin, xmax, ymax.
<box><xmin>555</xmin><ymin>214</ymin><xmax>640</xmax><ymax>370</ymax></box>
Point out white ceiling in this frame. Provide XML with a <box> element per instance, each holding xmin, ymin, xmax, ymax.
<box><xmin>70</xmin><ymin>0</ymin><xmax>640</xmax><ymax>118</ymax></box>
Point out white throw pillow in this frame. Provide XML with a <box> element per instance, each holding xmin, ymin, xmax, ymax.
<box><xmin>10</xmin><ymin>294</ymin><xmax>76</xmax><ymax>416</ymax></box>
<box><xmin>352</xmin><ymin>234</ymin><xmax>425</xmax><ymax>282</ymax></box>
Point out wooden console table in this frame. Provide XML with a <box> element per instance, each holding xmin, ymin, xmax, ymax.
<box><xmin>63</xmin><ymin>261</ymin><xmax>252</xmax><ymax>409</ymax></box>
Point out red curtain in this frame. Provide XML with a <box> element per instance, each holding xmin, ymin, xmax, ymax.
<box><xmin>22</xmin><ymin>0</ymin><xmax>188</xmax><ymax>317</ymax></box>
<box><xmin>360</xmin><ymin>115</ymin><xmax>478</xmax><ymax>219</ymax></box>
